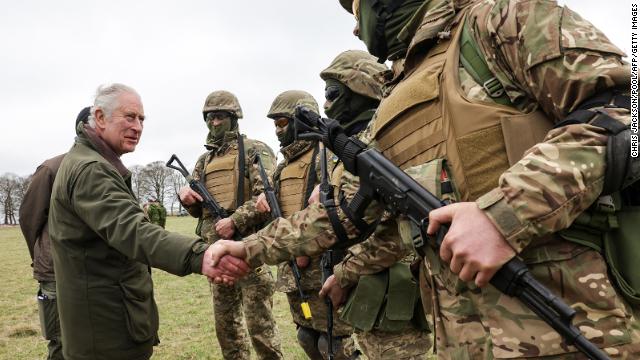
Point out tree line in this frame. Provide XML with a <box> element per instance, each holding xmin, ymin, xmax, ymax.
<box><xmin>0</xmin><ymin>161</ymin><xmax>188</xmax><ymax>225</ymax></box>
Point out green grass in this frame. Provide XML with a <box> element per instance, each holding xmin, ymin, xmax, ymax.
<box><xmin>0</xmin><ymin>217</ymin><xmax>307</xmax><ymax>360</ymax></box>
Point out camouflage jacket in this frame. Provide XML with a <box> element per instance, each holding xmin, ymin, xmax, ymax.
<box><xmin>186</xmin><ymin>130</ymin><xmax>276</xmax><ymax>236</ymax></box>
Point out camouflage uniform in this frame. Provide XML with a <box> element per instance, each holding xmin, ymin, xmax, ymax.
<box><xmin>186</xmin><ymin>91</ymin><xmax>282</xmax><ymax>360</ymax></box>
<box><xmin>146</xmin><ymin>201</ymin><xmax>166</xmax><ymax>228</ymax></box>
<box><xmin>242</xmin><ymin>1</ymin><xmax>639</xmax><ymax>359</ymax></box>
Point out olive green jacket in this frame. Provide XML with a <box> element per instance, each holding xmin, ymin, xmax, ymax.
<box><xmin>49</xmin><ymin>126</ymin><xmax>208</xmax><ymax>360</ymax></box>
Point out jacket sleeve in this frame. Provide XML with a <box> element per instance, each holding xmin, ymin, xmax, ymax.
<box><xmin>243</xmin><ymin>167</ymin><xmax>385</xmax><ymax>268</ymax></box>
<box><xmin>469</xmin><ymin>1</ymin><xmax>630</xmax><ymax>252</ymax></box>
<box><xmin>19</xmin><ymin>162</ymin><xmax>56</xmax><ymax>261</ymax></box>
<box><xmin>71</xmin><ymin>162</ymin><xmax>208</xmax><ymax>276</ymax></box>
<box><xmin>230</xmin><ymin>141</ymin><xmax>276</xmax><ymax>233</ymax></box>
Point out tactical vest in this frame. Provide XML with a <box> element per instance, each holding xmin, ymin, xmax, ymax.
<box><xmin>204</xmin><ymin>146</ymin><xmax>250</xmax><ymax>214</ymax></box>
<box><xmin>278</xmin><ymin>146</ymin><xmax>317</xmax><ymax>217</ymax></box>
<box><xmin>372</xmin><ymin>17</ymin><xmax>554</xmax><ymax>202</ymax></box>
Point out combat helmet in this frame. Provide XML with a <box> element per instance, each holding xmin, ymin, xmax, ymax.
<box><xmin>267</xmin><ymin>90</ymin><xmax>319</xmax><ymax>119</ymax></box>
<box><xmin>202</xmin><ymin>90</ymin><xmax>243</xmax><ymax>121</ymax></box>
<box><xmin>320</xmin><ymin>50</ymin><xmax>387</xmax><ymax>100</ymax></box>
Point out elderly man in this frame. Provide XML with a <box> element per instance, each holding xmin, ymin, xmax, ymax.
<box><xmin>48</xmin><ymin>83</ymin><xmax>248</xmax><ymax>360</ymax></box>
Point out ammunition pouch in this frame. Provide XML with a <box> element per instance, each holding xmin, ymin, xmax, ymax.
<box><xmin>339</xmin><ymin>263</ymin><xmax>428</xmax><ymax>332</ymax></box>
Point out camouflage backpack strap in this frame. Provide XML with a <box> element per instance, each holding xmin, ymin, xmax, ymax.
<box><xmin>459</xmin><ymin>20</ymin><xmax>512</xmax><ymax>106</ymax></box>
<box><xmin>237</xmin><ymin>134</ymin><xmax>246</xmax><ymax>206</ymax></box>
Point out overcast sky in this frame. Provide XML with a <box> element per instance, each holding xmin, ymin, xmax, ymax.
<box><xmin>0</xmin><ymin>0</ymin><xmax>630</xmax><ymax>176</ymax></box>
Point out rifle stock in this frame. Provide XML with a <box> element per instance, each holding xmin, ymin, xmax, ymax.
<box><xmin>166</xmin><ymin>154</ymin><xmax>228</xmax><ymax>220</ymax></box>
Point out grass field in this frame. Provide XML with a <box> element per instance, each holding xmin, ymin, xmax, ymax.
<box><xmin>0</xmin><ymin>216</ymin><xmax>308</xmax><ymax>360</ymax></box>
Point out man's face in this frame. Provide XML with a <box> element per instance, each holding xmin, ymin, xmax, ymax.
<box><xmin>96</xmin><ymin>92</ymin><xmax>145</xmax><ymax>156</ymax></box>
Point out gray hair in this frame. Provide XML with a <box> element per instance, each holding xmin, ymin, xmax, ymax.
<box><xmin>88</xmin><ymin>83</ymin><xmax>139</xmax><ymax>128</ymax></box>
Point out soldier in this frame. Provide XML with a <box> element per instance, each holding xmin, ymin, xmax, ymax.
<box><xmin>18</xmin><ymin>106</ymin><xmax>90</xmax><ymax>360</ymax></box>
<box><xmin>146</xmin><ymin>198</ymin><xmax>167</xmax><ymax>228</ymax></box>
<box><xmin>178</xmin><ymin>90</ymin><xmax>283</xmax><ymax>360</ymax></box>
<box><xmin>318</xmin><ymin>50</ymin><xmax>431</xmax><ymax>360</ymax></box>
<box><xmin>48</xmin><ymin>83</ymin><xmax>248</xmax><ymax>360</ymax></box>
<box><xmin>212</xmin><ymin>0</ymin><xmax>639</xmax><ymax>358</ymax></box>
<box><xmin>247</xmin><ymin>90</ymin><xmax>359</xmax><ymax>359</ymax></box>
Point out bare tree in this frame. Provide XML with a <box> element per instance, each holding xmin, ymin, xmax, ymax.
<box><xmin>139</xmin><ymin>161</ymin><xmax>172</xmax><ymax>206</ymax></box>
<box><xmin>0</xmin><ymin>173</ymin><xmax>29</xmax><ymax>225</ymax></box>
<box><xmin>167</xmin><ymin>170</ymin><xmax>188</xmax><ymax>215</ymax></box>
<box><xmin>129</xmin><ymin>165</ymin><xmax>144</xmax><ymax>203</ymax></box>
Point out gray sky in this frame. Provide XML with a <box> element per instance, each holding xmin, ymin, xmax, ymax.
<box><xmin>0</xmin><ymin>0</ymin><xmax>630</xmax><ymax>176</ymax></box>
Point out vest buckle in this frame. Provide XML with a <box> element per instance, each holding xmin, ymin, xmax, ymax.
<box><xmin>483</xmin><ymin>77</ymin><xmax>504</xmax><ymax>98</ymax></box>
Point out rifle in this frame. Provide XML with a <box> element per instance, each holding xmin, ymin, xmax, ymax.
<box><xmin>294</xmin><ymin>106</ymin><xmax>610</xmax><ymax>360</ymax></box>
<box><xmin>318</xmin><ymin>146</ymin><xmax>335</xmax><ymax>360</ymax></box>
<box><xmin>166</xmin><ymin>154</ymin><xmax>228</xmax><ymax>220</ymax></box>
<box><xmin>253</xmin><ymin>155</ymin><xmax>312</xmax><ymax>320</ymax></box>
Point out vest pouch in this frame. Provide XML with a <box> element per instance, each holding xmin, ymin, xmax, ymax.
<box><xmin>119</xmin><ymin>267</ymin><xmax>159</xmax><ymax>343</ymax></box>
<box><xmin>280</xmin><ymin>153</ymin><xmax>312</xmax><ymax>217</ymax></box>
<box><xmin>205</xmin><ymin>153</ymin><xmax>238</xmax><ymax>210</ymax></box>
<box><xmin>376</xmin><ymin>263</ymin><xmax>420</xmax><ymax>332</ymax></box>
<box><xmin>603</xmin><ymin>206</ymin><xmax>640</xmax><ymax>306</ymax></box>
<box><xmin>339</xmin><ymin>270</ymin><xmax>388</xmax><ymax>331</ymax></box>
<box><xmin>399</xmin><ymin>159</ymin><xmax>459</xmax><ymax>255</ymax></box>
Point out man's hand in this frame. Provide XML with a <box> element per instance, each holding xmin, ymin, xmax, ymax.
<box><xmin>427</xmin><ymin>202</ymin><xmax>515</xmax><ymax>288</ymax></box>
<box><xmin>201</xmin><ymin>245</ymin><xmax>250</xmax><ymax>285</ymax></box>
<box><xmin>319</xmin><ymin>275</ymin><xmax>349</xmax><ymax>308</ymax></box>
<box><xmin>255</xmin><ymin>193</ymin><xmax>270</xmax><ymax>213</ymax></box>
<box><xmin>215</xmin><ymin>218</ymin><xmax>236</xmax><ymax>238</ymax></box>
<box><xmin>308</xmin><ymin>184</ymin><xmax>321</xmax><ymax>205</ymax></box>
<box><xmin>179</xmin><ymin>186</ymin><xmax>203</xmax><ymax>206</ymax></box>
<box><xmin>210</xmin><ymin>239</ymin><xmax>249</xmax><ymax>268</ymax></box>
<box><xmin>296</xmin><ymin>256</ymin><xmax>310</xmax><ymax>268</ymax></box>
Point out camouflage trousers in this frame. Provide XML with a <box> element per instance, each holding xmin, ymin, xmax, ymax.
<box><xmin>38</xmin><ymin>281</ymin><xmax>64</xmax><ymax>360</ymax></box>
<box><xmin>419</xmin><ymin>245</ymin><xmax>640</xmax><ymax>359</ymax></box>
<box><xmin>355</xmin><ymin>327</ymin><xmax>432</xmax><ymax>360</ymax></box>
<box><xmin>286</xmin><ymin>290</ymin><xmax>357</xmax><ymax>359</ymax></box>
<box><xmin>211</xmin><ymin>265</ymin><xmax>283</xmax><ymax>360</ymax></box>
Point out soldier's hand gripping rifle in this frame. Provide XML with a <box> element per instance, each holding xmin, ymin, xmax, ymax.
<box><xmin>253</xmin><ymin>155</ymin><xmax>312</xmax><ymax>320</ymax></box>
<box><xmin>293</xmin><ymin>106</ymin><xmax>610</xmax><ymax>360</ymax></box>
<box><xmin>166</xmin><ymin>154</ymin><xmax>228</xmax><ymax>220</ymax></box>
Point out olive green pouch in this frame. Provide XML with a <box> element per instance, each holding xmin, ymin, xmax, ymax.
<box><xmin>376</xmin><ymin>263</ymin><xmax>418</xmax><ymax>332</ymax></box>
<box><xmin>603</xmin><ymin>206</ymin><xmax>640</xmax><ymax>306</ymax></box>
<box><xmin>339</xmin><ymin>270</ymin><xmax>388</xmax><ymax>331</ymax></box>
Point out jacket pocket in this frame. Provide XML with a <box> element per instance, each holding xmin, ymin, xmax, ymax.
<box><xmin>119</xmin><ymin>267</ymin><xmax>159</xmax><ymax>343</ymax></box>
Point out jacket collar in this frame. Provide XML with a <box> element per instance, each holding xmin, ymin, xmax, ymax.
<box><xmin>77</xmin><ymin>124</ymin><xmax>130</xmax><ymax>178</ymax></box>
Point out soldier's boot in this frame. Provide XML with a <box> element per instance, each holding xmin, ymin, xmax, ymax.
<box><xmin>242</xmin><ymin>265</ymin><xmax>283</xmax><ymax>360</ymax></box>
<box><xmin>318</xmin><ymin>334</ymin><xmax>360</xmax><ymax>360</ymax></box>
<box><xmin>212</xmin><ymin>282</ymin><xmax>251</xmax><ymax>360</ymax></box>
<box><xmin>296</xmin><ymin>326</ymin><xmax>323</xmax><ymax>360</ymax></box>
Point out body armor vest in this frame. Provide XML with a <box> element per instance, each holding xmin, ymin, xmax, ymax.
<box><xmin>372</xmin><ymin>15</ymin><xmax>554</xmax><ymax>201</ymax></box>
<box><xmin>278</xmin><ymin>146</ymin><xmax>316</xmax><ymax>217</ymax></box>
<box><xmin>204</xmin><ymin>147</ymin><xmax>250</xmax><ymax>214</ymax></box>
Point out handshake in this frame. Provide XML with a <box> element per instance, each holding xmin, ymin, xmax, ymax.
<box><xmin>200</xmin><ymin>240</ymin><xmax>251</xmax><ymax>285</ymax></box>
